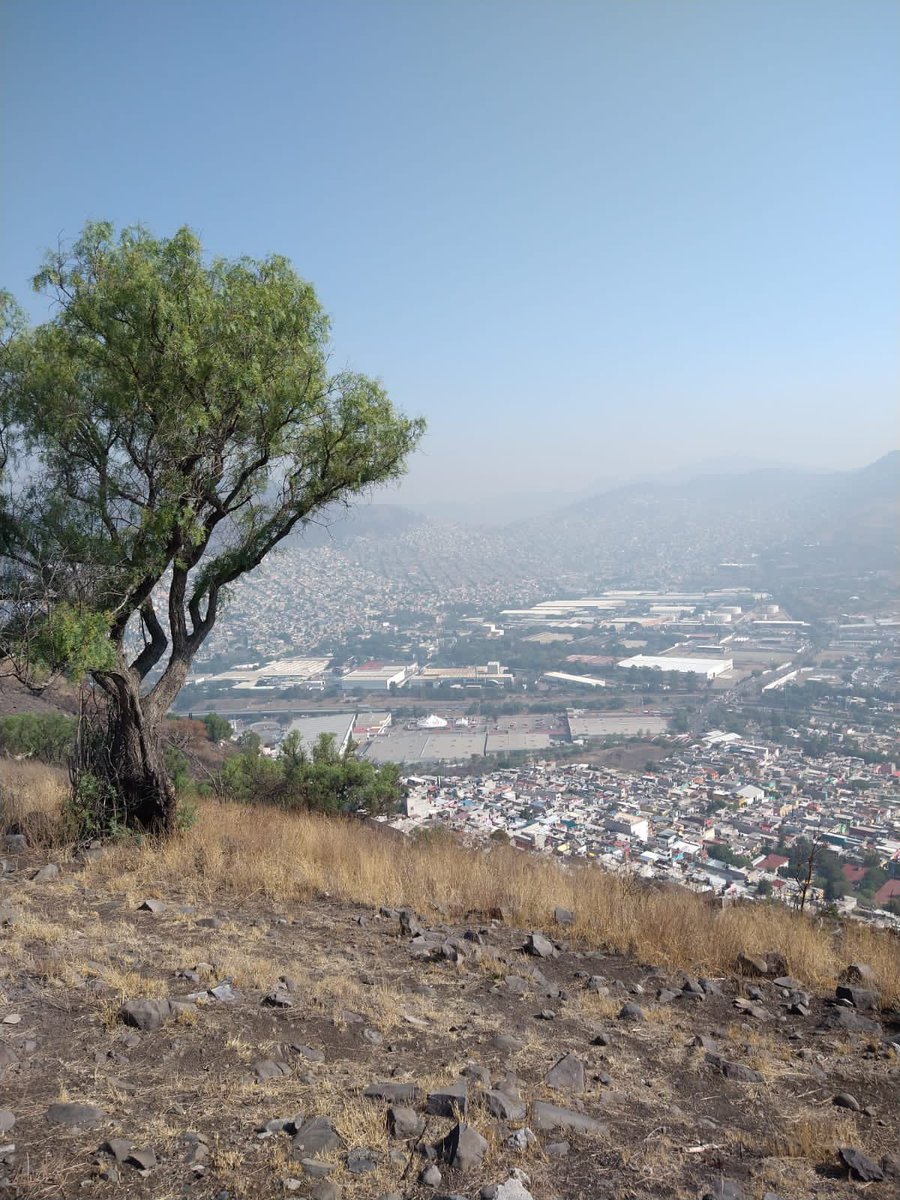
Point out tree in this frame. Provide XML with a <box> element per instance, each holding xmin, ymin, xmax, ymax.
<box><xmin>201</xmin><ymin>712</ymin><xmax>233</xmax><ymax>744</ymax></box>
<box><xmin>0</xmin><ymin>223</ymin><xmax>423</xmax><ymax>833</ymax></box>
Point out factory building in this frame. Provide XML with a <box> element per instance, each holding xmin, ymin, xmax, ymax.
<box><xmin>339</xmin><ymin>662</ymin><xmax>416</xmax><ymax>692</ymax></box>
<box><xmin>618</xmin><ymin>655</ymin><xmax>733</xmax><ymax>679</ymax></box>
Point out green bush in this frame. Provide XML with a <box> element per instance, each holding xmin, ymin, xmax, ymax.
<box><xmin>0</xmin><ymin>712</ymin><xmax>77</xmax><ymax>765</ymax></box>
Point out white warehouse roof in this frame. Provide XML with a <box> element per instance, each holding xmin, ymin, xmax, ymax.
<box><xmin>618</xmin><ymin>655</ymin><xmax>733</xmax><ymax>678</ymax></box>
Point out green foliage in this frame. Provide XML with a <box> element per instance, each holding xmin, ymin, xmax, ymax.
<box><xmin>709</xmin><ymin>842</ymin><xmax>752</xmax><ymax>869</ymax></box>
<box><xmin>201</xmin><ymin>712</ymin><xmax>233</xmax><ymax>743</ymax></box>
<box><xmin>0</xmin><ymin>712</ymin><xmax>76</xmax><ymax>765</ymax></box>
<box><xmin>219</xmin><ymin>732</ymin><xmax>403</xmax><ymax>816</ymax></box>
<box><xmin>1</xmin><ymin>221</ymin><xmax>423</xmax><ymax>834</ymax></box>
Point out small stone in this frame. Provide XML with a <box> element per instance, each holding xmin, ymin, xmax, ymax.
<box><xmin>531</xmin><ymin>1101</ymin><xmax>605</xmax><ymax>1135</ymax></box>
<box><xmin>485</xmin><ymin>1089</ymin><xmax>526</xmax><ymax>1121</ymax></box>
<box><xmin>618</xmin><ymin>1002</ymin><xmax>645</xmax><ymax>1021</ymax></box>
<box><xmin>138</xmin><ymin>898</ymin><xmax>166</xmax><ymax>913</ymax></box>
<box><xmin>427</xmin><ymin>1079</ymin><xmax>468</xmax><ymax>1118</ymax></box>
<box><xmin>835</xmin><ymin>985</ymin><xmax>878</xmax><ymax>1011</ymax></box>
<box><xmin>262</xmin><ymin>989</ymin><xmax>293</xmax><ymax>1008</ymax></box>
<box><xmin>46</xmin><ymin>1102</ymin><xmax>107</xmax><ymax>1129</ymax></box>
<box><xmin>310</xmin><ymin>1183</ymin><xmax>341</xmax><ymax>1200</ymax></box>
<box><xmin>388</xmin><ymin>1105</ymin><xmax>425</xmax><ymax>1139</ymax></box>
<box><xmin>32</xmin><ymin>863</ymin><xmax>59</xmax><ymax>882</ymax></box>
<box><xmin>0</xmin><ymin>1112</ymin><xmax>14</xmax><ymax>1135</ymax></box>
<box><xmin>120</xmin><ymin>998</ymin><xmax>186</xmax><ymax>1031</ymax></box>
<box><xmin>546</xmin><ymin>1140</ymin><xmax>570</xmax><ymax>1158</ymax></box>
<box><xmin>833</xmin><ymin>1093</ymin><xmax>861</xmax><ymax>1111</ymax></box>
<box><xmin>125</xmin><ymin>1147</ymin><xmax>157</xmax><ymax>1171</ymax></box>
<box><xmin>554</xmin><ymin>906</ymin><xmax>575</xmax><ymax>926</ymax></box>
<box><xmin>1</xmin><ymin>1015</ymin><xmax>21</xmax><ymax>1025</ymax></box>
<box><xmin>702</xmin><ymin>1182</ymin><xmax>746</xmax><ymax>1200</ymax></box>
<box><xmin>101</xmin><ymin>1138</ymin><xmax>133</xmax><ymax>1163</ymax></box>
<box><xmin>843</xmin><ymin>963</ymin><xmax>875</xmax><ymax>984</ymax></box>
<box><xmin>298</xmin><ymin>1158</ymin><xmax>334</xmax><ymax>1179</ymax></box>
<box><xmin>544</xmin><ymin>1052</ymin><xmax>585</xmax><ymax>1093</ymax></box>
<box><xmin>523</xmin><ymin>932</ymin><xmax>555</xmax><ymax>958</ymax></box>
<box><xmin>736</xmin><ymin>953</ymin><xmax>769</xmax><ymax>977</ymax></box>
<box><xmin>346</xmin><ymin>1148</ymin><xmax>380</xmax><ymax>1174</ymax></box>
<box><xmin>364</xmin><ymin>1081</ymin><xmax>419</xmax><ymax>1104</ymax></box>
<box><xmin>253</xmin><ymin>1059</ymin><xmax>291</xmax><ymax>1081</ymax></box>
<box><xmin>839</xmin><ymin>1146</ymin><xmax>884</xmax><ymax>1182</ymax></box>
<box><xmin>492</xmin><ymin>1033</ymin><xmax>524</xmax><ymax>1054</ymax></box>
<box><xmin>292</xmin><ymin>1116</ymin><xmax>341</xmax><ymax>1157</ymax></box>
<box><xmin>436</xmin><ymin>1122</ymin><xmax>489</xmax><ymax>1172</ymax></box>
<box><xmin>3</xmin><ymin>835</ymin><xmax>27</xmax><ymax>853</ymax></box>
<box><xmin>420</xmin><ymin>1163</ymin><xmax>442</xmax><ymax>1187</ymax></box>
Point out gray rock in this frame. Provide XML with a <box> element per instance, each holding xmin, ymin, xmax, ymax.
<box><xmin>125</xmin><ymin>1147</ymin><xmax>157</xmax><ymax>1171</ymax></box>
<box><xmin>618</xmin><ymin>1002</ymin><xmax>645</xmax><ymax>1021</ymax></box>
<box><xmin>546</xmin><ymin>1140</ymin><xmax>570</xmax><ymax>1157</ymax></box>
<box><xmin>310</xmin><ymin>1183</ymin><xmax>342</xmax><ymax>1200</ymax></box>
<box><xmin>364</xmin><ymin>1081</ymin><xmax>419</xmax><ymax>1104</ymax></box>
<box><xmin>733</xmin><ymin>998</ymin><xmax>770</xmax><ymax>1020</ymax></box>
<box><xmin>487</xmin><ymin>1178</ymin><xmax>535</xmax><ymax>1200</ymax></box>
<box><xmin>736</xmin><ymin>952</ymin><xmax>768</xmax><ymax>977</ymax></box>
<box><xmin>0</xmin><ymin>905</ymin><xmax>18</xmax><ymax>927</ymax></box>
<box><xmin>298</xmin><ymin>1157</ymin><xmax>335</xmax><ymax>1179</ymax></box>
<box><xmin>291</xmin><ymin>1043</ymin><xmax>325</xmax><ymax>1063</ymax></box>
<box><xmin>692</xmin><ymin>1034</ymin><xmax>718</xmax><ymax>1053</ymax></box>
<box><xmin>420</xmin><ymin>1163</ymin><xmax>442</xmax><ymax>1186</ymax></box>
<box><xmin>835</xmin><ymin>985</ymin><xmax>878</xmax><ymax>1011</ymax></box>
<box><xmin>544</xmin><ymin>1052</ymin><xmax>585</xmax><ymax>1093</ymax></box>
<box><xmin>399</xmin><ymin>908</ymin><xmax>423</xmax><ymax>937</ymax></box>
<box><xmin>833</xmin><ymin>1092</ymin><xmax>861</xmax><ymax>1111</ymax></box>
<box><xmin>554</xmin><ymin>906</ymin><xmax>575</xmax><ymax>926</ymax></box>
<box><xmin>505</xmin><ymin>1127</ymin><xmax>536</xmax><ymax>1151</ymax></box>
<box><xmin>485</xmin><ymin>1090</ymin><xmax>526</xmax><ymax>1121</ymax></box>
<box><xmin>0</xmin><ymin>1046</ymin><xmax>19</xmax><ymax>1075</ymax></box>
<box><xmin>101</xmin><ymin>1138</ymin><xmax>133</xmax><ymax>1162</ymax></box>
<box><xmin>4</xmin><ymin>834</ymin><xmax>27</xmax><ymax>853</ymax></box>
<box><xmin>706</xmin><ymin>1053</ymin><xmax>762</xmax><ymax>1083</ymax></box>
<box><xmin>388</xmin><ymin>1105</ymin><xmax>425</xmax><ymax>1139</ymax></box>
<box><xmin>292</xmin><ymin>1116</ymin><xmax>342</xmax><ymax>1157</ymax></box>
<box><xmin>138</xmin><ymin>898</ymin><xmax>166</xmax><ymax>913</ymax></box>
<box><xmin>702</xmin><ymin>1182</ymin><xmax>746</xmax><ymax>1200</ymax></box>
<box><xmin>253</xmin><ymin>1059</ymin><xmax>291</xmax><ymax>1081</ymax></box>
<box><xmin>523</xmin><ymin>932</ymin><xmax>555</xmax><ymax>958</ymax></box>
<box><xmin>503</xmin><ymin>975</ymin><xmax>530</xmax><ymax>996</ymax></box>
<box><xmin>492</xmin><ymin>1033</ymin><xmax>523</xmax><ymax>1054</ymax></box>
<box><xmin>843</xmin><ymin>963</ymin><xmax>874</xmax><ymax>984</ymax></box>
<box><xmin>262</xmin><ymin>989</ymin><xmax>294</xmax><ymax>1008</ymax></box>
<box><xmin>531</xmin><ymin>1101</ymin><xmax>605</xmax><ymax>1135</ymax></box>
<box><xmin>120</xmin><ymin>998</ymin><xmax>189</xmax><ymax>1031</ymax></box>
<box><xmin>0</xmin><ymin>1111</ymin><xmax>14</xmax><ymax>1135</ymax></box>
<box><xmin>346</xmin><ymin>1148</ymin><xmax>380</xmax><ymax>1174</ymax></box>
<box><xmin>839</xmin><ymin>1146</ymin><xmax>884</xmax><ymax>1182</ymax></box>
<box><xmin>32</xmin><ymin>863</ymin><xmax>59</xmax><ymax>882</ymax></box>
<box><xmin>46</xmin><ymin>1102</ymin><xmax>107</xmax><ymax>1129</ymax></box>
<box><xmin>426</xmin><ymin>1078</ymin><xmax>468</xmax><ymax>1118</ymax></box>
<box><xmin>436</xmin><ymin>1122</ymin><xmax>489</xmax><ymax>1172</ymax></box>
<box><xmin>821</xmin><ymin>1007</ymin><xmax>881</xmax><ymax>1035</ymax></box>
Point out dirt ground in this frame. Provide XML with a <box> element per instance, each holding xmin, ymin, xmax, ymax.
<box><xmin>0</xmin><ymin>847</ymin><xmax>898</xmax><ymax>1200</ymax></box>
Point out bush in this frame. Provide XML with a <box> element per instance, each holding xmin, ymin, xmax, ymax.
<box><xmin>0</xmin><ymin>712</ymin><xmax>76</xmax><ymax>765</ymax></box>
<box><xmin>218</xmin><ymin>732</ymin><xmax>403</xmax><ymax>816</ymax></box>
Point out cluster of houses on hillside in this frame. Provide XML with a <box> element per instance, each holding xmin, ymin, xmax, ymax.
<box><xmin>395</xmin><ymin>732</ymin><xmax>900</xmax><ymax>925</ymax></box>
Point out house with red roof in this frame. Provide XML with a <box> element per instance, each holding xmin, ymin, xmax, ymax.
<box><xmin>873</xmin><ymin>879</ymin><xmax>900</xmax><ymax>907</ymax></box>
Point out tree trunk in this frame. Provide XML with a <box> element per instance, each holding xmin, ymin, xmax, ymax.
<box><xmin>78</xmin><ymin>671</ymin><xmax>177</xmax><ymax>835</ymax></box>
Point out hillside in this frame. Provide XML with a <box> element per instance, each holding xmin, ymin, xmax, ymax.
<box><xmin>0</xmin><ymin>764</ymin><xmax>898</xmax><ymax>1200</ymax></box>
<box><xmin>279</xmin><ymin>454</ymin><xmax>900</xmax><ymax>603</ymax></box>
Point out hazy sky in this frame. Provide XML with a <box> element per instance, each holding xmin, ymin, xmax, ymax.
<box><xmin>2</xmin><ymin>0</ymin><xmax>898</xmax><ymax>504</ymax></box>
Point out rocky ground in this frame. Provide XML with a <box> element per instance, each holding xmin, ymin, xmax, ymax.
<box><xmin>0</xmin><ymin>842</ymin><xmax>898</xmax><ymax>1200</ymax></box>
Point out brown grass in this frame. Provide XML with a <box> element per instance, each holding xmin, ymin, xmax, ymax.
<box><xmin>6</xmin><ymin>761</ymin><xmax>899</xmax><ymax>1008</ymax></box>
<box><xmin>0</xmin><ymin>760</ymin><xmax>68</xmax><ymax>843</ymax></box>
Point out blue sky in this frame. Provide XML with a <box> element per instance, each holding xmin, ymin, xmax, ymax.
<box><xmin>2</xmin><ymin>0</ymin><xmax>897</xmax><ymax>503</ymax></box>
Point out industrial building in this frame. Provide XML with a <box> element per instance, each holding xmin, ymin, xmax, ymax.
<box><xmin>617</xmin><ymin>654</ymin><xmax>733</xmax><ymax>679</ymax></box>
<box><xmin>416</xmin><ymin>662</ymin><xmax>513</xmax><ymax>688</ymax></box>
<box><xmin>339</xmin><ymin>662</ymin><xmax>416</xmax><ymax>692</ymax></box>
<box><xmin>286</xmin><ymin>713</ymin><xmax>356</xmax><ymax>756</ymax></box>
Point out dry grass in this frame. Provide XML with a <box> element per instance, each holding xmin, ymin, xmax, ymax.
<box><xmin>6</xmin><ymin>763</ymin><xmax>898</xmax><ymax>1008</ymax></box>
<box><xmin>764</xmin><ymin>1108</ymin><xmax>862</xmax><ymax>1159</ymax></box>
<box><xmin>0</xmin><ymin>759</ymin><xmax>68</xmax><ymax>843</ymax></box>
